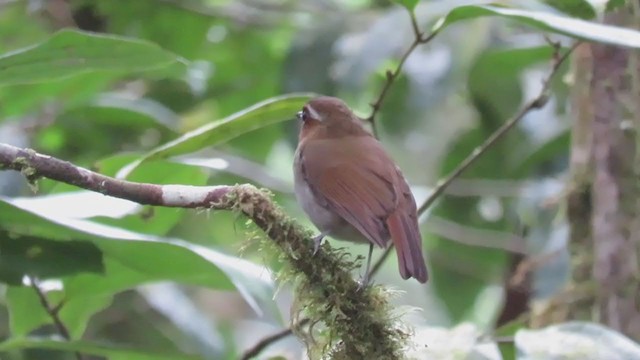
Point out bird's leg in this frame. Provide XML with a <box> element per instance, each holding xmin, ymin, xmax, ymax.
<box><xmin>358</xmin><ymin>243</ymin><xmax>375</xmax><ymax>289</ymax></box>
<box><xmin>312</xmin><ymin>232</ymin><xmax>327</xmax><ymax>255</ymax></box>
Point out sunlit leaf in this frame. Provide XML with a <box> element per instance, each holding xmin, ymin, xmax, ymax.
<box><xmin>0</xmin><ymin>337</ymin><xmax>200</xmax><ymax>360</ymax></box>
<box><xmin>433</xmin><ymin>4</ymin><xmax>640</xmax><ymax>48</ymax></box>
<box><xmin>0</xmin><ymin>29</ymin><xmax>187</xmax><ymax>86</ymax></box>
<box><xmin>515</xmin><ymin>322</ymin><xmax>640</xmax><ymax>359</ymax></box>
<box><xmin>117</xmin><ymin>93</ymin><xmax>314</xmax><ymax>178</ymax></box>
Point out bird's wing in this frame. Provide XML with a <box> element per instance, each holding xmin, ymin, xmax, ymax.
<box><xmin>300</xmin><ymin>135</ymin><xmax>428</xmax><ymax>282</ymax></box>
<box><xmin>299</xmin><ymin>136</ymin><xmax>398</xmax><ymax>247</ymax></box>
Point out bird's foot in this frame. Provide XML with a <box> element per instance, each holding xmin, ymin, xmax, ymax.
<box><xmin>312</xmin><ymin>233</ymin><xmax>325</xmax><ymax>255</ymax></box>
<box><xmin>357</xmin><ymin>243</ymin><xmax>374</xmax><ymax>290</ymax></box>
<box><xmin>357</xmin><ymin>273</ymin><xmax>371</xmax><ymax>291</ymax></box>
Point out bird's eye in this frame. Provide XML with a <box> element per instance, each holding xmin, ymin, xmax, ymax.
<box><xmin>297</xmin><ymin>107</ymin><xmax>310</xmax><ymax>122</ymax></box>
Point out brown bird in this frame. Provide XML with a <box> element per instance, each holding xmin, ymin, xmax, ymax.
<box><xmin>293</xmin><ymin>96</ymin><xmax>428</xmax><ymax>283</ymax></box>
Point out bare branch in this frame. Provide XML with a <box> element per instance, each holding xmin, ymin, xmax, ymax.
<box><xmin>365</xmin><ymin>9</ymin><xmax>440</xmax><ymax>135</ymax></box>
<box><xmin>240</xmin><ymin>319</ymin><xmax>310</xmax><ymax>360</ymax></box>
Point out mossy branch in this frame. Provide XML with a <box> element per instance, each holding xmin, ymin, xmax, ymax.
<box><xmin>0</xmin><ymin>143</ymin><xmax>406</xmax><ymax>359</ymax></box>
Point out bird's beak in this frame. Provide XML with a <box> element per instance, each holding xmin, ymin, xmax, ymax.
<box><xmin>296</xmin><ymin>111</ymin><xmax>304</xmax><ymax>121</ymax></box>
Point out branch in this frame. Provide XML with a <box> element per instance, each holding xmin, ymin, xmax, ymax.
<box><xmin>365</xmin><ymin>8</ymin><xmax>439</xmax><ymax>135</ymax></box>
<box><xmin>0</xmin><ymin>144</ymin><xmax>405</xmax><ymax>359</ymax></box>
<box><xmin>30</xmin><ymin>278</ymin><xmax>83</xmax><ymax>360</ymax></box>
<box><xmin>240</xmin><ymin>318</ymin><xmax>310</xmax><ymax>360</ymax></box>
<box><xmin>369</xmin><ymin>40</ymin><xmax>582</xmax><ymax>278</ymax></box>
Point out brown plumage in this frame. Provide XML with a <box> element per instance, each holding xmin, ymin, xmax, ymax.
<box><xmin>293</xmin><ymin>96</ymin><xmax>428</xmax><ymax>283</ymax></box>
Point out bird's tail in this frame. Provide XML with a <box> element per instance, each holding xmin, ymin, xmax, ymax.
<box><xmin>386</xmin><ymin>210</ymin><xmax>428</xmax><ymax>283</ymax></box>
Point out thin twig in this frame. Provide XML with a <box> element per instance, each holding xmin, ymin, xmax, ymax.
<box><xmin>30</xmin><ymin>278</ymin><xmax>83</xmax><ymax>360</ymax></box>
<box><xmin>369</xmin><ymin>40</ymin><xmax>581</xmax><ymax>278</ymax></box>
<box><xmin>365</xmin><ymin>9</ymin><xmax>439</xmax><ymax>136</ymax></box>
<box><xmin>240</xmin><ymin>319</ymin><xmax>310</xmax><ymax>360</ymax></box>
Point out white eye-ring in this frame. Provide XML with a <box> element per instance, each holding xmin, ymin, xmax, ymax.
<box><xmin>297</xmin><ymin>105</ymin><xmax>323</xmax><ymax>122</ymax></box>
<box><xmin>308</xmin><ymin>106</ymin><xmax>322</xmax><ymax>121</ymax></box>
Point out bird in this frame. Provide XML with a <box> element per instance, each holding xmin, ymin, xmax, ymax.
<box><xmin>293</xmin><ymin>96</ymin><xmax>428</xmax><ymax>284</ymax></box>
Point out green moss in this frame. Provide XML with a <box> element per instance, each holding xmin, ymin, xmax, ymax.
<box><xmin>217</xmin><ymin>184</ymin><xmax>408</xmax><ymax>359</ymax></box>
<box><xmin>12</xmin><ymin>156</ymin><xmax>39</xmax><ymax>192</ymax></box>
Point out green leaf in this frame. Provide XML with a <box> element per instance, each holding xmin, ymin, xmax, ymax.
<box><xmin>117</xmin><ymin>93</ymin><xmax>314</xmax><ymax>178</ymax></box>
<box><xmin>395</xmin><ymin>0</ymin><xmax>419</xmax><ymax>12</ymax></box>
<box><xmin>513</xmin><ymin>130</ymin><xmax>569</xmax><ymax>177</ymax></box>
<box><xmin>64</xmin><ymin>94</ymin><xmax>180</xmax><ymax>132</ymax></box>
<box><xmin>433</xmin><ymin>4</ymin><xmax>640</xmax><ymax>48</ymax></box>
<box><xmin>468</xmin><ymin>46</ymin><xmax>553</xmax><ymax>122</ymax></box>
<box><xmin>0</xmin><ymin>337</ymin><xmax>200</xmax><ymax>360</ymax></box>
<box><xmin>544</xmin><ymin>0</ymin><xmax>596</xmax><ymax>20</ymax></box>
<box><xmin>90</xmin><ymin>0</ymin><xmax>214</xmax><ymax>60</ymax></box>
<box><xmin>0</xmin><ymin>232</ymin><xmax>104</xmax><ymax>285</ymax></box>
<box><xmin>495</xmin><ymin>318</ymin><xmax>525</xmax><ymax>360</ymax></box>
<box><xmin>0</xmin><ymin>198</ymin><xmax>274</xmax><ymax>316</ymax></box>
<box><xmin>0</xmin><ymin>29</ymin><xmax>187</xmax><ymax>86</ymax></box>
<box><xmin>6</xmin><ymin>286</ymin><xmax>50</xmax><ymax>337</ymax></box>
<box><xmin>0</xmin><ymin>72</ymin><xmax>114</xmax><ymax>118</ymax></box>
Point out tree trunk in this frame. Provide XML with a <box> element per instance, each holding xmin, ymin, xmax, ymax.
<box><xmin>565</xmin><ymin>6</ymin><xmax>640</xmax><ymax>340</ymax></box>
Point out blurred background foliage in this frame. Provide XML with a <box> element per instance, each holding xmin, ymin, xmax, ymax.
<box><xmin>0</xmin><ymin>0</ymin><xmax>638</xmax><ymax>359</ymax></box>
